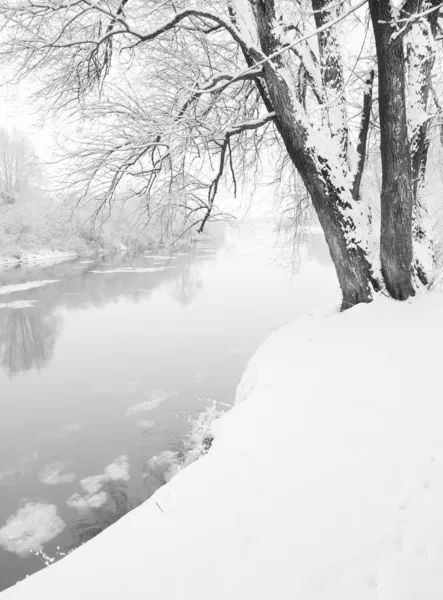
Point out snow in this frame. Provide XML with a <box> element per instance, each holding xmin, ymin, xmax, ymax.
<box><xmin>0</xmin><ymin>281</ymin><xmax>59</xmax><ymax>295</ymax></box>
<box><xmin>80</xmin><ymin>475</ymin><xmax>108</xmax><ymax>495</ymax></box>
<box><xmin>66</xmin><ymin>456</ymin><xmax>130</xmax><ymax>513</ymax></box>
<box><xmin>38</xmin><ymin>463</ymin><xmax>76</xmax><ymax>485</ymax></box>
<box><xmin>104</xmin><ymin>456</ymin><xmax>130</xmax><ymax>482</ymax></box>
<box><xmin>89</xmin><ymin>268</ymin><xmax>168</xmax><ymax>274</ymax></box>
<box><xmin>0</xmin><ymin>251</ymin><xmax>78</xmax><ymax>269</ymax></box>
<box><xmin>0</xmin><ymin>504</ymin><xmax>65</xmax><ymax>556</ymax></box>
<box><xmin>126</xmin><ymin>399</ymin><xmax>166</xmax><ymax>414</ymax></box>
<box><xmin>2</xmin><ymin>291</ymin><xmax>443</xmax><ymax>598</ymax></box>
<box><xmin>229</xmin><ymin>0</ymin><xmax>259</xmax><ymax>46</ymax></box>
<box><xmin>125</xmin><ymin>389</ymin><xmax>178</xmax><ymax>415</ymax></box>
<box><xmin>66</xmin><ymin>493</ymin><xmax>108</xmax><ymax>511</ymax></box>
<box><xmin>0</xmin><ymin>301</ymin><xmax>37</xmax><ymax>309</ymax></box>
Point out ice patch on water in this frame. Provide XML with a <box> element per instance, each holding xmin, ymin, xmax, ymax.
<box><xmin>125</xmin><ymin>389</ymin><xmax>178</xmax><ymax>416</ymax></box>
<box><xmin>89</xmin><ymin>268</ymin><xmax>167</xmax><ymax>274</ymax></box>
<box><xmin>145</xmin><ymin>451</ymin><xmax>182</xmax><ymax>485</ymax></box>
<box><xmin>105</xmin><ymin>456</ymin><xmax>130</xmax><ymax>482</ymax></box>
<box><xmin>80</xmin><ymin>474</ymin><xmax>108</xmax><ymax>495</ymax></box>
<box><xmin>125</xmin><ymin>399</ymin><xmax>163</xmax><ymax>414</ymax></box>
<box><xmin>0</xmin><ymin>503</ymin><xmax>66</xmax><ymax>555</ymax></box>
<box><xmin>0</xmin><ymin>280</ymin><xmax>59</xmax><ymax>295</ymax></box>
<box><xmin>0</xmin><ymin>300</ymin><xmax>37</xmax><ymax>309</ymax></box>
<box><xmin>69</xmin><ymin>456</ymin><xmax>130</xmax><ymax>512</ymax></box>
<box><xmin>39</xmin><ymin>462</ymin><xmax>76</xmax><ymax>485</ymax></box>
<box><xmin>67</xmin><ymin>492</ymin><xmax>108</xmax><ymax>511</ymax></box>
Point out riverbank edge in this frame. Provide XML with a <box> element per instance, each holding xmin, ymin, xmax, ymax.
<box><xmin>3</xmin><ymin>291</ymin><xmax>443</xmax><ymax>598</ymax></box>
<box><xmin>0</xmin><ymin>244</ymin><xmax>132</xmax><ymax>269</ymax></box>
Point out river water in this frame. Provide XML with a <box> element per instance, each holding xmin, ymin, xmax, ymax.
<box><xmin>0</xmin><ymin>221</ymin><xmax>334</xmax><ymax>592</ymax></box>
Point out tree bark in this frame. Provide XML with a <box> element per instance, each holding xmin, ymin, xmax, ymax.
<box><xmin>406</xmin><ymin>5</ymin><xmax>439</xmax><ymax>285</ymax></box>
<box><xmin>311</xmin><ymin>0</ymin><xmax>348</xmax><ymax>161</ymax></box>
<box><xmin>369</xmin><ymin>0</ymin><xmax>415</xmax><ymax>300</ymax></box>
<box><xmin>250</xmin><ymin>0</ymin><xmax>379</xmax><ymax>309</ymax></box>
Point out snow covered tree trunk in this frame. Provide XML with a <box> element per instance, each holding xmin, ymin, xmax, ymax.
<box><xmin>369</xmin><ymin>0</ymin><xmax>416</xmax><ymax>300</ymax></box>
<box><xmin>245</xmin><ymin>0</ymin><xmax>379</xmax><ymax>309</ymax></box>
<box><xmin>406</xmin><ymin>7</ymin><xmax>439</xmax><ymax>285</ymax></box>
<box><xmin>311</xmin><ymin>0</ymin><xmax>348</xmax><ymax>163</ymax></box>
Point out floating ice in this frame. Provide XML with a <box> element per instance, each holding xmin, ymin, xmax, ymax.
<box><xmin>69</xmin><ymin>456</ymin><xmax>130</xmax><ymax>512</ymax></box>
<box><xmin>0</xmin><ymin>281</ymin><xmax>59</xmax><ymax>295</ymax></box>
<box><xmin>80</xmin><ymin>474</ymin><xmax>108</xmax><ymax>495</ymax></box>
<box><xmin>125</xmin><ymin>389</ymin><xmax>178</xmax><ymax>416</ymax></box>
<box><xmin>0</xmin><ymin>503</ymin><xmax>65</xmax><ymax>555</ymax></box>
<box><xmin>89</xmin><ymin>268</ymin><xmax>167</xmax><ymax>274</ymax></box>
<box><xmin>0</xmin><ymin>300</ymin><xmax>37</xmax><ymax>309</ymax></box>
<box><xmin>67</xmin><ymin>492</ymin><xmax>107</xmax><ymax>511</ymax></box>
<box><xmin>39</xmin><ymin>462</ymin><xmax>76</xmax><ymax>485</ymax></box>
<box><xmin>105</xmin><ymin>456</ymin><xmax>130</xmax><ymax>482</ymax></box>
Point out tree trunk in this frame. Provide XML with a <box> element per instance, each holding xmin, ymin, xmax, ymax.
<box><xmin>278</xmin><ymin>124</ymin><xmax>378</xmax><ymax>309</ymax></box>
<box><xmin>369</xmin><ymin>0</ymin><xmax>415</xmax><ymax>300</ymax></box>
<box><xmin>407</xmin><ymin>6</ymin><xmax>439</xmax><ymax>285</ymax></box>
<box><xmin>251</xmin><ymin>0</ymin><xmax>378</xmax><ymax>309</ymax></box>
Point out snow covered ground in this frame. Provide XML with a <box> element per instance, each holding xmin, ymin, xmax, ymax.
<box><xmin>1</xmin><ymin>289</ymin><xmax>443</xmax><ymax>599</ymax></box>
<box><xmin>0</xmin><ymin>250</ymin><xmax>78</xmax><ymax>268</ymax></box>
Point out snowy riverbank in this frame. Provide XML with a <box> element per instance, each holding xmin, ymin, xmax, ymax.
<box><xmin>0</xmin><ymin>250</ymin><xmax>80</xmax><ymax>268</ymax></box>
<box><xmin>2</xmin><ymin>289</ymin><xmax>443</xmax><ymax>599</ymax></box>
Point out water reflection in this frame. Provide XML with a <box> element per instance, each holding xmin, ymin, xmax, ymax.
<box><xmin>70</xmin><ymin>484</ymin><xmax>139</xmax><ymax>548</ymax></box>
<box><xmin>0</xmin><ymin>222</ymin><xmax>338</xmax><ymax>593</ymax></box>
<box><xmin>0</xmin><ymin>309</ymin><xmax>60</xmax><ymax>377</ymax></box>
<box><xmin>0</xmin><ymin>225</ymin><xmax>227</xmax><ymax>375</ymax></box>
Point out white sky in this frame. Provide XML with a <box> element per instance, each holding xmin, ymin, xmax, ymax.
<box><xmin>0</xmin><ymin>72</ymin><xmax>55</xmax><ymax>158</ymax></box>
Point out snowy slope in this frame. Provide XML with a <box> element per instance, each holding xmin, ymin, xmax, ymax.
<box><xmin>2</xmin><ymin>291</ymin><xmax>443</xmax><ymax>599</ymax></box>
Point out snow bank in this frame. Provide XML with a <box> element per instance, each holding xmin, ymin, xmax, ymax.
<box><xmin>0</xmin><ymin>251</ymin><xmax>78</xmax><ymax>268</ymax></box>
<box><xmin>2</xmin><ymin>292</ymin><xmax>443</xmax><ymax>599</ymax></box>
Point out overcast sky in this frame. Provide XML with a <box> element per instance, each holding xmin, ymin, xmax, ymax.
<box><xmin>0</xmin><ymin>72</ymin><xmax>54</xmax><ymax>157</ymax></box>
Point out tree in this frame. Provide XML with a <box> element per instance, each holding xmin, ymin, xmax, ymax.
<box><xmin>0</xmin><ymin>0</ymin><xmax>441</xmax><ymax>309</ymax></box>
<box><xmin>0</xmin><ymin>128</ymin><xmax>35</xmax><ymax>204</ymax></box>
<box><xmin>369</xmin><ymin>0</ymin><xmax>441</xmax><ymax>299</ymax></box>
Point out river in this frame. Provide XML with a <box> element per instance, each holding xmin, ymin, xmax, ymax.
<box><xmin>0</xmin><ymin>221</ymin><xmax>335</xmax><ymax>592</ymax></box>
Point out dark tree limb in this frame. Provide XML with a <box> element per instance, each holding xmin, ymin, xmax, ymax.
<box><xmin>352</xmin><ymin>69</ymin><xmax>374</xmax><ymax>202</ymax></box>
<box><xmin>198</xmin><ymin>112</ymin><xmax>275</xmax><ymax>233</ymax></box>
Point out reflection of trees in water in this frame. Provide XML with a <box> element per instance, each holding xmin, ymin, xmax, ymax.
<box><xmin>0</xmin><ymin>309</ymin><xmax>60</xmax><ymax>376</ymax></box>
<box><xmin>0</xmin><ymin>225</ymin><xmax>226</xmax><ymax>374</ymax></box>
<box><xmin>171</xmin><ymin>254</ymin><xmax>204</xmax><ymax>306</ymax></box>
